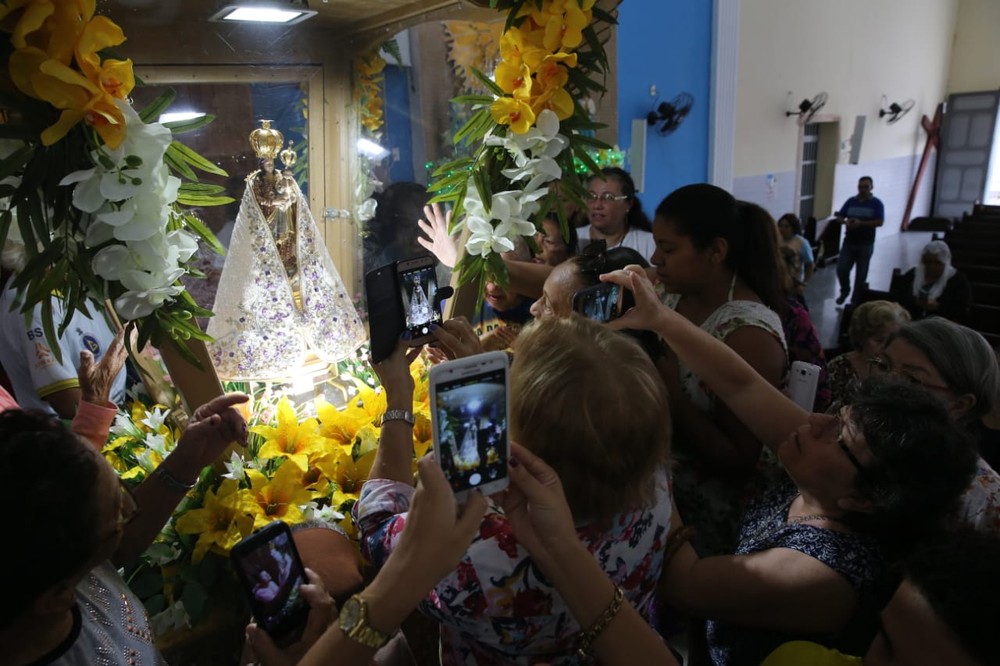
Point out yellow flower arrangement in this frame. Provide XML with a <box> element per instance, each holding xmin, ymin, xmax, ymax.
<box><xmin>353</xmin><ymin>50</ymin><xmax>387</xmax><ymax>134</ymax></box>
<box><xmin>429</xmin><ymin>0</ymin><xmax>617</xmax><ymax>292</ymax></box>
<box><xmin>107</xmin><ymin>351</ymin><xmax>432</xmax><ymax>634</ymax></box>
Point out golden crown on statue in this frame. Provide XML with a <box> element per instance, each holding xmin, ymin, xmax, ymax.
<box><xmin>250</xmin><ymin>119</ymin><xmax>284</xmax><ymax>159</ymax></box>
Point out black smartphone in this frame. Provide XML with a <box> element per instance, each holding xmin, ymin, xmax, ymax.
<box><xmin>397</xmin><ymin>255</ymin><xmax>441</xmax><ymax>341</ymax></box>
<box><xmin>572</xmin><ymin>282</ymin><xmax>624</xmax><ymax>323</ymax></box>
<box><xmin>365</xmin><ymin>262</ymin><xmax>406</xmax><ymax>364</ymax></box>
<box><xmin>429</xmin><ymin>351</ymin><xmax>511</xmax><ymax>500</ymax></box>
<box><xmin>230</xmin><ymin>521</ymin><xmax>309</xmax><ymax>646</ymax></box>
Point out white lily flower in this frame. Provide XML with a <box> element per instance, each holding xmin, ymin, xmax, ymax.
<box><xmin>144</xmin><ymin>432</ymin><xmax>170</xmax><ymax>457</ymax></box>
<box><xmin>313</xmin><ymin>504</ymin><xmax>345</xmax><ymax>524</ymax></box>
<box><xmin>141</xmin><ymin>406</ymin><xmax>168</xmax><ymax>432</ymax></box>
<box><xmin>222</xmin><ymin>450</ymin><xmax>247</xmax><ymax>480</ymax></box>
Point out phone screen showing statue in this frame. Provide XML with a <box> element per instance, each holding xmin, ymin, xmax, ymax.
<box><xmin>434</xmin><ymin>368</ymin><xmax>508</xmax><ymax>493</ymax></box>
<box><xmin>574</xmin><ymin>283</ymin><xmax>621</xmax><ymax>323</ymax></box>
<box><xmin>234</xmin><ymin>526</ymin><xmax>308</xmax><ymax>639</ymax></box>
<box><xmin>399</xmin><ymin>264</ymin><xmax>441</xmax><ymax>337</ymax></box>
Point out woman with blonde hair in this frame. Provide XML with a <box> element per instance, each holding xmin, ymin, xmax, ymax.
<box><xmin>827</xmin><ymin>301</ymin><xmax>910</xmax><ymax>402</ymax></box>
<box><xmin>355</xmin><ymin>315</ymin><xmax>672</xmax><ymax>664</ymax></box>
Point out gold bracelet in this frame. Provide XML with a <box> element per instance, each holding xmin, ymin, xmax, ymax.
<box><xmin>663</xmin><ymin>525</ymin><xmax>696</xmax><ymax>568</ymax></box>
<box><xmin>576</xmin><ymin>584</ymin><xmax>624</xmax><ymax>660</ymax></box>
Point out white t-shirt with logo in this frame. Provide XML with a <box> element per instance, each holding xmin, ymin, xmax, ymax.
<box><xmin>0</xmin><ymin>284</ymin><xmax>125</xmax><ymax>414</ymax></box>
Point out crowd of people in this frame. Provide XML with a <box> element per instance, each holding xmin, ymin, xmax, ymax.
<box><xmin>3</xmin><ymin>170</ymin><xmax>999</xmax><ymax>666</ymax></box>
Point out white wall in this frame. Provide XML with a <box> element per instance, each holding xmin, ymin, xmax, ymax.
<box><xmin>948</xmin><ymin>0</ymin><xmax>1000</xmax><ymax>94</ymax></box>
<box><xmin>731</xmin><ymin>0</ymin><xmax>958</xmax><ymax>223</ymax></box>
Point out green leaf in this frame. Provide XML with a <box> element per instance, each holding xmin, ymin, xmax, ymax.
<box><xmin>178</xmin><ymin>183</ymin><xmax>228</xmax><ymax>195</ymax></box>
<box><xmin>471</xmin><ymin>68</ymin><xmax>504</xmax><ymax>97</ymax></box>
<box><xmin>163</xmin><ymin>113</ymin><xmax>216</xmax><ymax>134</ymax></box>
<box><xmin>138</xmin><ymin>89</ymin><xmax>177</xmax><ymax>124</ymax></box>
<box><xmin>452</xmin><ymin>94</ymin><xmax>496</xmax><ymax>106</ymax></box>
<box><xmin>176</xmin><ymin>193</ymin><xmax>235</xmax><ymax>206</ymax></box>
<box><xmin>164</xmin><ymin>148</ymin><xmax>197</xmax><ymax>181</ymax></box>
<box><xmin>182</xmin><ymin>213</ymin><xmax>225</xmax><ymax>254</ymax></box>
<box><xmin>167</xmin><ymin>140</ymin><xmax>227</xmax><ymax>177</ymax></box>
<box><xmin>454</xmin><ymin>107</ymin><xmax>489</xmax><ymax>145</ymax></box>
<box><xmin>0</xmin><ymin>143</ymin><xmax>33</xmax><ymax>182</ymax></box>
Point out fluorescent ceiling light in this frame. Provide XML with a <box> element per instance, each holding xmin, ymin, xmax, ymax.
<box><xmin>209</xmin><ymin>5</ymin><xmax>317</xmax><ymax>25</ymax></box>
<box><xmin>159</xmin><ymin>111</ymin><xmax>207</xmax><ymax>123</ymax></box>
<box><xmin>358</xmin><ymin>138</ymin><xmax>390</xmax><ymax>161</ymax></box>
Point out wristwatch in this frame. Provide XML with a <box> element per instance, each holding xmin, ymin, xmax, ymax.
<box><xmin>380</xmin><ymin>409</ymin><xmax>415</xmax><ymax>426</ymax></box>
<box><xmin>338</xmin><ymin>593</ymin><xmax>391</xmax><ymax>648</ymax></box>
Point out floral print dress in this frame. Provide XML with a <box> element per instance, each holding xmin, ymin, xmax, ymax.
<box><xmin>354</xmin><ymin>472</ymin><xmax>672</xmax><ymax>665</ymax></box>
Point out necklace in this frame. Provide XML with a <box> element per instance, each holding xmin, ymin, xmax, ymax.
<box><xmin>743</xmin><ymin>496</ymin><xmax>840</xmax><ymax>544</ymax></box>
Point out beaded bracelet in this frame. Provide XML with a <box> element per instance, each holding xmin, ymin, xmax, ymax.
<box><xmin>576</xmin><ymin>584</ymin><xmax>624</xmax><ymax>660</ymax></box>
<box><xmin>152</xmin><ymin>466</ymin><xmax>196</xmax><ymax>493</ymax></box>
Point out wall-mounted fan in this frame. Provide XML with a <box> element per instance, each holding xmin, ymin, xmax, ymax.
<box><xmin>785</xmin><ymin>92</ymin><xmax>828</xmax><ymax>125</ymax></box>
<box><xmin>646</xmin><ymin>93</ymin><xmax>694</xmax><ymax>136</ymax></box>
<box><xmin>879</xmin><ymin>98</ymin><xmax>915</xmax><ymax>124</ymax></box>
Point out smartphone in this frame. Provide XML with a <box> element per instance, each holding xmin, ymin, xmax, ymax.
<box><xmin>230</xmin><ymin>521</ymin><xmax>309</xmax><ymax>646</ymax></box>
<box><xmin>365</xmin><ymin>262</ymin><xmax>405</xmax><ymax>364</ymax></box>
<box><xmin>397</xmin><ymin>255</ymin><xmax>441</xmax><ymax>341</ymax></box>
<box><xmin>429</xmin><ymin>351</ymin><xmax>510</xmax><ymax>500</ymax></box>
<box><xmin>788</xmin><ymin>361</ymin><xmax>821</xmax><ymax>411</ymax></box>
<box><xmin>572</xmin><ymin>282</ymin><xmax>624</xmax><ymax>323</ymax></box>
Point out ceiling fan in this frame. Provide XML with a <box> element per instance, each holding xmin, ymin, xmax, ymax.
<box><xmin>785</xmin><ymin>92</ymin><xmax>828</xmax><ymax>125</ymax></box>
<box><xmin>879</xmin><ymin>98</ymin><xmax>915</xmax><ymax>124</ymax></box>
<box><xmin>646</xmin><ymin>93</ymin><xmax>694</xmax><ymax>136</ymax></box>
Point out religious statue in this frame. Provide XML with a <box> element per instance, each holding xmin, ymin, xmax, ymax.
<box><xmin>207</xmin><ymin>120</ymin><xmax>365</xmax><ymax>380</ymax></box>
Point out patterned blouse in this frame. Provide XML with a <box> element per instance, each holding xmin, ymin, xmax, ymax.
<box><xmin>354</xmin><ymin>472</ymin><xmax>673</xmax><ymax>665</ymax></box>
<box><xmin>706</xmin><ymin>480</ymin><xmax>884</xmax><ymax>666</ymax></box>
<box><xmin>957</xmin><ymin>456</ymin><xmax>1000</xmax><ymax>535</ymax></box>
<box><xmin>663</xmin><ymin>295</ymin><xmax>788</xmax><ymax>556</ymax></box>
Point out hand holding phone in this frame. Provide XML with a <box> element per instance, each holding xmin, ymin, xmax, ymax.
<box><xmin>788</xmin><ymin>361</ymin><xmax>821</xmax><ymax>411</ymax></box>
<box><xmin>572</xmin><ymin>282</ymin><xmax>624</xmax><ymax>323</ymax></box>
<box><xmin>231</xmin><ymin>521</ymin><xmax>310</xmax><ymax>646</ymax></box>
<box><xmin>429</xmin><ymin>351</ymin><xmax>510</xmax><ymax>500</ymax></box>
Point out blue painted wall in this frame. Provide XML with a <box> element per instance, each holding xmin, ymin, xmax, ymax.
<box><xmin>616</xmin><ymin>0</ymin><xmax>713</xmax><ymax>213</ymax></box>
<box><xmin>384</xmin><ymin>65</ymin><xmax>417</xmax><ymax>184</ymax></box>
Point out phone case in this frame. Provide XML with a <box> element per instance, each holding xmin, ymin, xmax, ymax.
<box><xmin>365</xmin><ymin>263</ymin><xmax>405</xmax><ymax>364</ymax></box>
<box><xmin>571</xmin><ymin>283</ymin><xmax>623</xmax><ymax>323</ymax></box>
<box><xmin>429</xmin><ymin>351</ymin><xmax>511</xmax><ymax>500</ymax></box>
<box><xmin>230</xmin><ymin>521</ymin><xmax>310</xmax><ymax>644</ymax></box>
<box><xmin>788</xmin><ymin>361</ymin><xmax>821</xmax><ymax>411</ymax></box>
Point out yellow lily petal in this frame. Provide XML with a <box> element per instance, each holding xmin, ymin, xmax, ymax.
<box><xmin>491</xmin><ymin>96</ymin><xmax>537</xmax><ymax>134</ymax></box>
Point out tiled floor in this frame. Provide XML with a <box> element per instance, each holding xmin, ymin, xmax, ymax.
<box><xmin>804</xmin><ymin>229</ymin><xmax>935</xmax><ymax>349</ymax></box>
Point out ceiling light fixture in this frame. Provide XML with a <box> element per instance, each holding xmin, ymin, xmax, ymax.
<box><xmin>209</xmin><ymin>2</ymin><xmax>317</xmax><ymax>25</ymax></box>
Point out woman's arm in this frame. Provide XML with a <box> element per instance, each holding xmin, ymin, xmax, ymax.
<box><xmin>604</xmin><ymin>268</ymin><xmax>808</xmax><ymax>452</ymax></box>
<box><xmin>501</xmin><ymin>254</ymin><xmax>552</xmax><ymax>299</ymax></box>
<box><xmin>662</xmin><ymin>539</ymin><xmax>857</xmax><ymax>633</ymax></box>
<box><xmin>367</xmin><ymin>339</ymin><xmax>422</xmax><ymax>484</ymax></box>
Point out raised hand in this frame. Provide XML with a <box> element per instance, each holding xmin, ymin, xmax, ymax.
<box><xmin>78</xmin><ymin>330</ymin><xmax>127</xmax><ymax>406</ymax></box>
<box><xmin>601</xmin><ymin>266</ymin><xmax>672</xmax><ymax>334</ymax></box>
<box><xmin>430</xmin><ymin>317</ymin><xmax>484</xmax><ymax>360</ymax></box>
<box><xmin>417</xmin><ymin>203</ymin><xmax>458</xmax><ymax>268</ymax></box>
<box><xmin>175</xmin><ymin>393</ymin><xmax>250</xmax><ymax>469</ymax></box>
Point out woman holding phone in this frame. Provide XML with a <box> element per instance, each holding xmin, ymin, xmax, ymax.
<box><xmin>601</xmin><ymin>266</ymin><xmax>977</xmax><ymax>665</ymax></box>
<box><xmin>354</xmin><ymin>316</ymin><xmax>672</xmax><ymax>664</ymax></box>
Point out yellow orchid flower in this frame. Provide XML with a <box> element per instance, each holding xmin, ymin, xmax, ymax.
<box><xmin>246</xmin><ymin>464</ymin><xmax>315</xmax><ymax>529</ymax></box>
<box><xmin>499</xmin><ymin>26</ymin><xmax>547</xmax><ymax>71</ymax></box>
<box><xmin>531</xmin><ymin>84</ymin><xmax>575</xmax><ymax>121</ymax></box>
<box><xmin>531</xmin><ymin>0</ymin><xmax>594</xmax><ymax>53</ymax></box>
<box><xmin>76</xmin><ymin>16</ymin><xmax>134</xmax><ymax>99</ymax></box>
<box><xmin>253</xmin><ymin>397</ymin><xmax>330</xmax><ymax>472</ymax></box>
<box><xmin>9</xmin><ymin>46</ymin><xmax>126</xmax><ymax>147</ymax></box>
<box><xmin>495</xmin><ymin>60</ymin><xmax>533</xmax><ymax>99</ymax></box>
<box><xmin>491</xmin><ymin>96</ymin><xmax>537</xmax><ymax>134</ymax></box>
<box><xmin>3</xmin><ymin>0</ymin><xmax>96</xmax><ymax>65</ymax></box>
<box><xmin>175</xmin><ymin>479</ymin><xmax>257</xmax><ymax>563</ymax></box>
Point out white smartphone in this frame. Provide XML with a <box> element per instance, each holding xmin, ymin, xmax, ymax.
<box><xmin>788</xmin><ymin>361</ymin><xmax>821</xmax><ymax>411</ymax></box>
<box><xmin>429</xmin><ymin>351</ymin><xmax>510</xmax><ymax>500</ymax></box>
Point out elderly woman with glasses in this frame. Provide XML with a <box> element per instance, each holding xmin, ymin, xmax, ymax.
<box><xmin>870</xmin><ymin>317</ymin><xmax>1000</xmax><ymax>534</ymax></box>
<box><xmin>602</xmin><ymin>267</ymin><xmax>977</xmax><ymax>666</ymax></box>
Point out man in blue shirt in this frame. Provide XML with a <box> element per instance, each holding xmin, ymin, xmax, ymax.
<box><xmin>835</xmin><ymin>176</ymin><xmax>884</xmax><ymax>305</ymax></box>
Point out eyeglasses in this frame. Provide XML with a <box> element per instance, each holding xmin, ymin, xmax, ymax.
<box><xmin>585</xmin><ymin>192</ymin><xmax>629</xmax><ymax>203</ymax></box>
<box><xmin>867</xmin><ymin>355</ymin><xmax>952</xmax><ymax>393</ymax></box>
<box><xmin>826</xmin><ymin>413</ymin><xmax>872</xmax><ymax>480</ymax></box>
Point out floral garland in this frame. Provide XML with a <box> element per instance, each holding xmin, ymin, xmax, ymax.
<box><xmin>0</xmin><ymin>0</ymin><xmax>230</xmax><ymax>360</ymax></box>
<box><xmin>354</xmin><ymin>50</ymin><xmax>387</xmax><ymax>135</ymax></box>
<box><xmin>429</xmin><ymin>0</ymin><xmax>615</xmax><ymax>287</ymax></box>
<box><xmin>108</xmin><ymin>350</ymin><xmax>432</xmax><ymax>634</ymax></box>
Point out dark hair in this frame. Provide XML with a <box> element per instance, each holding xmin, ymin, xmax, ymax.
<box><xmin>901</xmin><ymin>531</ymin><xmax>1000</xmax><ymax>665</ymax></box>
<box><xmin>543</xmin><ymin>211</ymin><xmax>578</xmax><ymax>258</ymax></box>
<box><xmin>847</xmin><ymin>376</ymin><xmax>976</xmax><ymax>545</ymax></box>
<box><xmin>859</xmin><ymin>176</ymin><xmax>874</xmax><ymax>186</ymax></box>
<box><xmin>1</xmin><ymin>410</ymin><xmax>104</xmax><ymax>627</ymax></box>
<box><xmin>777</xmin><ymin>213</ymin><xmax>802</xmax><ymax>235</ymax></box>
<box><xmin>588</xmin><ymin>167</ymin><xmax>652</xmax><ymax>232</ymax></box>
<box><xmin>363</xmin><ymin>181</ymin><xmax>431</xmax><ymax>269</ymax></box>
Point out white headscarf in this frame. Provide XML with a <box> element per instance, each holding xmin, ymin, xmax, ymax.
<box><xmin>913</xmin><ymin>240</ymin><xmax>957</xmax><ymax>301</ymax></box>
